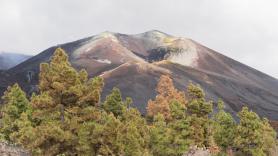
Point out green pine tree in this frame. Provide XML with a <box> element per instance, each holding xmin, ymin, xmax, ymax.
<box><xmin>77</xmin><ymin>111</ymin><xmax>122</xmax><ymax>155</ymax></box>
<box><xmin>186</xmin><ymin>83</ymin><xmax>213</xmax><ymax>147</ymax></box>
<box><xmin>168</xmin><ymin>101</ymin><xmax>191</xmax><ymax>155</ymax></box>
<box><xmin>117</xmin><ymin>108</ymin><xmax>151</xmax><ymax>156</ymax></box>
<box><xmin>102</xmin><ymin>87</ymin><xmax>128</xmax><ymax>117</ymax></box>
<box><xmin>260</xmin><ymin>118</ymin><xmax>277</xmax><ymax>155</ymax></box>
<box><xmin>12</xmin><ymin>48</ymin><xmax>104</xmax><ymax>155</ymax></box>
<box><xmin>0</xmin><ymin>83</ymin><xmax>31</xmax><ymax>142</ymax></box>
<box><xmin>187</xmin><ymin>83</ymin><xmax>212</xmax><ymax>118</ymax></box>
<box><xmin>149</xmin><ymin>113</ymin><xmax>173</xmax><ymax>156</ymax></box>
<box><xmin>234</xmin><ymin>107</ymin><xmax>264</xmax><ymax>155</ymax></box>
<box><xmin>213</xmin><ymin>99</ymin><xmax>236</xmax><ymax>152</ymax></box>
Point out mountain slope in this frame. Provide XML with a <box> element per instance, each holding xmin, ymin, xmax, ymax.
<box><xmin>2</xmin><ymin>30</ymin><xmax>278</xmax><ymax>120</ymax></box>
<box><xmin>0</xmin><ymin>52</ymin><xmax>31</xmax><ymax>70</ymax></box>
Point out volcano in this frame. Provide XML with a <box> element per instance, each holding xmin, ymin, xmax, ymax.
<box><xmin>1</xmin><ymin>30</ymin><xmax>278</xmax><ymax>120</ymax></box>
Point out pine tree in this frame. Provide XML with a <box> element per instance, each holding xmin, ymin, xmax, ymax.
<box><xmin>0</xmin><ymin>83</ymin><xmax>31</xmax><ymax>142</ymax></box>
<box><xmin>187</xmin><ymin>83</ymin><xmax>212</xmax><ymax>118</ymax></box>
<box><xmin>77</xmin><ymin>107</ymin><xmax>151</xmax><ymax>156</ymax></box>
<box><xmin>149</xmin><ymin>101</ymin><xmax>191</xmax><ymax>156</ymax></box>
<box><xmin>10</xmin><ymin>112</ymin><xmax>35</xmax><ymax>150</ymax></box>
<box><xmin>13</xmin><ymin>48</ymin><xmax>104</xmax><ymax>155</ymax></box>
<box><xmin>102</xmin><ymin>88</ymin><xmax>150</xmax><ymax>155</ymax></box>
<box><xmin>168</xmin><ymin>101</ymin><xmax>191</xmax><ymax>155</ymax></box>
<box><xmin>213</xmin><ymin>99</ymin><xmax>236</xmax><ymax>152</ymax></box>
<box><xmin>38</xmin><ymin>47</ymin><xmax>103</xmax><ymax>115</ymax></box>
<box><xmin>117</xmin><ymin>108</ymin><xmax>151</xmax><ymax>156</ymax></box>
<box><xmin>102</xmin><ymin>87</ymin><xmax>131</xmax><ymax>117</ymax></box>
<box><xmin>149</xmin><ymin>113</ymin><xmax>173</xmax><ymax>156</ymax></box>
<box><xmin>77</xmin><ymin>111</ymin><xmax>122</xmax><ymax>155</ymax></box>
<box><xmin>38</xmin><ymin>48</ymin><xmax>103</xmax><ymax>114</ymax></box>
<box><xmin>147</xmin><ymin>75</ymin><xmax>186</xmax><ymax>120</ymax></box>
<box><xmin>186</xmin><ymin>82</ymin><xmax>213</xmax><ymax>147</ymax></box>
<box><xmin>234</xmin><ymin>107</ymin><xmax>264</xmax><ymax>155</ymax></box>
<box><xmin>188</xmin><ymin>114</ymin><xmax>206</xmax><ymax>147</ymax></box>
<box><xmin>260</xmin><ymin>118</ymin><xmax>277</xmax><ymax>155</ymax></box>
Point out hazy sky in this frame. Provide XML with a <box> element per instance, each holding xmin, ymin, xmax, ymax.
<box><xmin>1</xmin><ymin>0</ymin><xmax>278</xmax><ymax>78</ymax></box>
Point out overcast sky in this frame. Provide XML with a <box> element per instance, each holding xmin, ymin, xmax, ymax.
<box><xmin>1</xmin><ymin>0</ymin><xmax>278</xmax><ymax>78</ymax></box>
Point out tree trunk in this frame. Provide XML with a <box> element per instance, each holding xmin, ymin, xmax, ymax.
<box><xmin>60</xmin><ymin>104</ymin><xmax>64</xmax><ymax>123</ymax></box>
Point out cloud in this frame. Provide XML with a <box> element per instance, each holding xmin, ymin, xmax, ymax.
<box><xmin>0</xmin><ymin>0</ymin><xmax>278</xmax><ymax>78</ymax></box>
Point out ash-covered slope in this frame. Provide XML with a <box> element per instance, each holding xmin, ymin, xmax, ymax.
<box><xmin>0</xmin><ymin>52</ymin><xmax>31</xmax><ymax>70</ymax></box>
<box><xmin>2</xmin><ymin>30</ymin><xmax>278</xmax><ymax>120</ymax></box>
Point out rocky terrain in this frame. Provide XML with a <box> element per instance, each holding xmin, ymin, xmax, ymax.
<box><xmin>0</xmin><ymin>142</ymin><xmax>29</xmax><ymax>156</ymax></box>
<box><xmin>1</xmin><ymin>30</ymin><xmax>278</xmax><ymax>120</ymax></box>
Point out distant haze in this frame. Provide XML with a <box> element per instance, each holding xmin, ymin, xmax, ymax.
<box><xmin>0</xmin><ymin>0</ymin><xmax>278</xmax><ymax>78</ymax></box>
<box><xmin>0</xmin><ymin>52</ymin><xmax>31</xmax><ymax>69</ymax></box>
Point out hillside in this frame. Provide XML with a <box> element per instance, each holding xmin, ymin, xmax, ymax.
<box><xmin>1</xmin><ymin>30</ymin><xmax>278</xmax><ymax>120</ymax></box>
<box><xmin>0</xmin><ymin>52</ymin><xmax>31</xmax><ymax>70</ymax></box>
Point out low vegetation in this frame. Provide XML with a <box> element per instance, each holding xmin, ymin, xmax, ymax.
<box><xmin>0</xmin><ymin>48</ymin><xmax>276</xmax><ymax>156</ymax></box>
